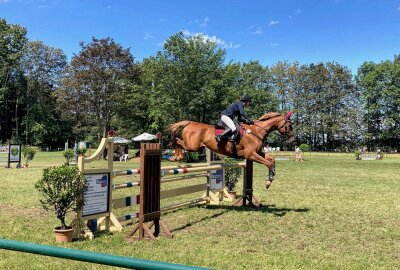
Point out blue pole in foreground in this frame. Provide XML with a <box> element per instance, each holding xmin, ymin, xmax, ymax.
<box><xmin>0</xmin><ymin>239</ymin><xmax>210</xmax><ymax>270</ymax></box>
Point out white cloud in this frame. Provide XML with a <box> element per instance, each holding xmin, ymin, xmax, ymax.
<box><xmin>269</xmin><ymin>42</ymin><xmax>278</xmax><ymax>47</ymax></box>
<box><xmin>0</xmin><ymin>0</ymin><xmax>11</xmax><ymax>3</ymax></box>
<box><xmin>144</xmin><ymin>33</ymin><xmax>155</xmax><ymax>41</ymax></box>
<box><xmin>397</xmin><ymin>6</ymin><xmax>400</xmax><ymax>11</ymax></box>
<box><xmin>199</xmin><ymin>17</ymin><xmax>209</xmax><ymax>27</ymax></box>
<box><xmin>296</xmin><ymin>9</ymin><xmax>302</xmax><ymax>14</ymax></box>
<box><xmin>105</xmin><ymin>5</ymin><xmax>112</xmax><ymax>9</ymax></box>
<box><xmin>269</xmin><ymin>20</ymin><xmax>280</xmax><ymax>26</ymax></box>
<box><xmin>248</xmin><ymin>24</ymin><xmax>263</xmax><ymax>35</ymax></box>
<box><xmin>182</xmin><ymin>30</ymin><xmax>241</xmax><ymax>49</ymax></box>
<box><xmin>189</xmin><ymin>17</ymin><xmax>209</xmax><ymax>27</ymax></box>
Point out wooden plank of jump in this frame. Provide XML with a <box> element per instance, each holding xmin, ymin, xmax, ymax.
<box><xmin>160</xmin><ymin>183</ymin><xmax>207</xmax><ymax>200</ymax></box>
<box><xmin>128</xmin><ymin>143</ymin><xmax>172</xmax><ymax>240</ymax></box>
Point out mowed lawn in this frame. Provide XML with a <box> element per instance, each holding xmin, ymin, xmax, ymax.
<box><xmin>0</xmin><ymin>151</ymin><xmax>399</xmax><ymax>270</ymax></box>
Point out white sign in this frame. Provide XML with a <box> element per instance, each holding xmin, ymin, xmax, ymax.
<box><xmin>8</xmin><ymin>144</ymin><xmax>21</xmax><ymax>163</ymax></box>
<box><xmin>210</xmin><ymin>169</ymin><xmax>224</xmax><ymax>190</ymax></box>
<box><xmin>82</xmin><ymin>173</ymin><xmax>110</xmax><ymax>217</ymax></box>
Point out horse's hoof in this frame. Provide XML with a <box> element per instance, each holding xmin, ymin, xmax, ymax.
<box><xmin>265</xmin><ymin>180</ymin><xmax>272</xmax><ymax>189</ymax></box>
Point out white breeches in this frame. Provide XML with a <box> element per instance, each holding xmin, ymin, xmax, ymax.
<box><xmin>221</xmin><ymin>115</ymin><xmax>236</xmax><ymax>132</ymax></box>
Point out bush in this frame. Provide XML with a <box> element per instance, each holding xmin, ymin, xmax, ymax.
<box><xmin>35</xmin><ymin>165</ymin><xmax>88</xmax><ymax>229</ymax></box>
<box><xmin>299</xmin><ymin>143</ymin><xmax>310</xmax><ymax>152</ymax></box>
<box><xmin>76</xmin><ymin>147</ymin><xmax>88</xmax><ymax>156</ymax></box>
<box><xmin>224</xmin><ymin>158</ymin><xmax>242</xmax><ymax>192</ymax></box>
<box><xmin>63</xmin><ymin>149</ymin><xmax>75</xmax><ymax>165</ymax></box>
<box><xmin>354</xmin><ymin>150</ymin><xmax>360</xmax><ymax>160</ymax></box>
<box><xmin>184</xmin><ymin>152</ymin><xmax>201</xmax><ymax>163</ymax></box>
<box><xmin>22</xmin><ymin>145</ymin><xmax>37</xmax><ymax>167</ymax></box>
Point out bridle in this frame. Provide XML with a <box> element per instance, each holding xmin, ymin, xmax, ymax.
<box><xmin>247</xmin><ymin>112</ymin><xmax>293</xmax><ymax>142</ymax></box>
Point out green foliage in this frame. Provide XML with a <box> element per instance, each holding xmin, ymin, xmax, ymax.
<box><xmin>22</xmin><ymin>145</ymin><xmax>37</xmax><ymax>166</ymax></box>
<box><xmin>56</xmin><ymin>37</ymin><xmax>135</xmax><ymax>138</ymax></box>
<box><xmin>62</xmin><ymin>149</ymin><xmax>74</xmax><ymax>165</ymax></box>
<box><xmin>299</xmin><ymin>143</ymin><xmax>310</xmax><ymax>152</ymax></box>
<box><xmin>354</xmin><ymin>149</ymin><xmax>360</xmax><ymax>160</ymax></box>
<box><xmin>224</xmin><ymin>157</ymin><xmax>242</xmax><ymax>191</ymax></box>
<box><xmin>184</xmin><ymin>151</ymin><xmax>201</xmax><ymax>163</ymax></box>
<box><xmin>35</xmin><ymin>165</ymin><xmax>87</xmax><ymax>229</ymax></box>
<box><xmin>76</xmin><ymin>147</ymin><xmax>87</xmax><ymax>156</ymax></box>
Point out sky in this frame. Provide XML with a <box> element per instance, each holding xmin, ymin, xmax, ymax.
<box><xmin>1</xmin><ymin>0</ymin><xmax>400</xmax><ymax>74</ymax></box>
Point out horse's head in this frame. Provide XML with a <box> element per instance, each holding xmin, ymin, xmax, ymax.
<box><xmin>277</xmin><ymin>111</ymin><xmax>294</xmax><ymax>144</ymax></box>
<box><xmin>256</xmin><ymin>112</ymin><xmax>295</xmax><ymax>143</ymax></box>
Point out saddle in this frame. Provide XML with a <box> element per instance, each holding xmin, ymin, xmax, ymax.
<box><xmin>214</xmin><ymin>121</ymin><xmax>245</xmax><ymax>141</ymax></box>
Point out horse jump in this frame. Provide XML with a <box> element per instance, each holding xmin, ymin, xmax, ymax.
<box><xmin>74</xmin><ymin>137</ymin><xmax>256</xmax><ymax>240</ymax></box>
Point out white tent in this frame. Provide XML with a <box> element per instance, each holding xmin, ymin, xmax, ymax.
<box><xmin>113</xmin><ymin>137</ymin><xmax>132</xmax><ymax>144</ymax></box>
<box><xmin>132</xmin><ymin>133</ymin><xmax>158</xmax><ymax>142</ymax></box>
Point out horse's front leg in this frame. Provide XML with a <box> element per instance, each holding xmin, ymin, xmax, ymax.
<box><xmin>249</xmin><ymin>152</ymin><xmax>276</xmax><ymax>189</ymax></box>
<box><xmin>263</xmin><ymin>152</ymin><xmax>276</xmax><ymax>181</ymax></box>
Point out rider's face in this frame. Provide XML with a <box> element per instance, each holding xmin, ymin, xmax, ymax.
<box><xmin>245</xmin><ymin>101</ymin><xmax>251</xmax><ymax>107</ymax></box>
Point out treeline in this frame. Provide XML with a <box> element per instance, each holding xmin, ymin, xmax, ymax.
<box><xmin>1</xmin><ymin>18</ymin><xmax>399</xmax><ymax>151</ymax></box>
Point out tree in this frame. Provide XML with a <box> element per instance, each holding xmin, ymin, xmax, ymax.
<box><xmin>20</xmin><ymin>41</ymin><xmax>67</xmax><ymax>146</ymax></box>
<box><xmin>57</xmin><ymin>37</ymin><xmax>134</xmax><ymax>139</ymax></box>
<box><xmin>0</xmin><ymin>18</ymin><xmax>27</xmax><ymax>142</ymax></box>
<box><xmin>357</xmin><ymin>57</ymin><xmax>400</xmax><ymax>149</ymax></box>
<box><xmin>136</xmin><ymin>32</ymin><xmax>227</xmax><ymax>135</ymax></box>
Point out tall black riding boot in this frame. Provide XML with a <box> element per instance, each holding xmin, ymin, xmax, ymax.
<box><xmin>216</xmin><ymin>129</ymin><xmax>232</xmax><ymax>142</ymax></box>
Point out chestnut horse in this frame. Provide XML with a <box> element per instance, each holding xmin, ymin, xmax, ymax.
<box><xmin>167</xmin><ymin>112</ymin><xmax>294</xmax><ymax>189</ymax></box>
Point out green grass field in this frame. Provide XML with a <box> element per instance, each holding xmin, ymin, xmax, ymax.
<box><xmin>0</xmin><ymin>151</ymin><xmax>399</xmax><ymax>270</ymax></box>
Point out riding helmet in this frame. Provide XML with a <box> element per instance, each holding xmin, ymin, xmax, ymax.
<box><xmin>240</xmin><ymin>94</ymin><xmax>252</xmax><ymax>102</ymax></box>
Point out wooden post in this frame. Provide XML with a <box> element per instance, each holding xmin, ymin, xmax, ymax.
<box><xmin>128</xmin><ymin>143</ymin><xmax>172</xmax><ymax>240</ymax></box>
<box><xmin>234</xmin><ymin>159</ymin><xmax>261</xmax><ymax>207</ymax></box>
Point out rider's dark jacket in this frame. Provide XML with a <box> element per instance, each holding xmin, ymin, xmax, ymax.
<box><xmin>222</xmin><ymin>101</ymin><xmax>252</xmax><ymax>122</ymax></box>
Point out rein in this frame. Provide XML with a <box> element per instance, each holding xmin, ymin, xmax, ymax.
<box><xmin>247</xmin><ymin>113</ymin><xmax>292</xmax><ymax>142</ymax></box>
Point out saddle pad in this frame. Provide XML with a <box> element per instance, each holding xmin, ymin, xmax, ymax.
<box><xmin>214</xmin><ymin>127</ymin><xmax>245</xmax><ymax>137</ymax></box>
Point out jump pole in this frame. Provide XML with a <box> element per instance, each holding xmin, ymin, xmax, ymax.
<box><xmin>0</xmin><ymin>239</ymin><xmax>209</xmax><ymax>270</ymax></box>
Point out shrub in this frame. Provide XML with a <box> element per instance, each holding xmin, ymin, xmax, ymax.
<box><xmin>76</xmin><ymin>147</ymin><xmax>88</xmax><ymax>156</ymax></box>
<box><xmin>22</xmin><ymin>145</ymin><xmax>37</xmax><ymax>167</ymax></box>
<box><xmin>35</xmin><ymin>165</ymin><xmax>88</xmax><ymax>229</ymax></box>
<box><xmin>354</xmin><ymin>150</ymin><xmax>360</xmax><ymax>160</ymax></box>
<box><xmin>299</xmin><ymin>143</ymin><xmax>310</xmax><ymax>152</ymax></box>
<box><xmin>224</xmin><ymin>157</ymin><xmax>242</xmax><ymax>192</ymax></box>
<box><xmin>184</xmin><ymin>152</ymin><xmax>201</xmax><ymax>163</ymax></box>
<box><xmin>63</xmin><ymin>149</ymin><xmax>75</xmax><ymax>165</ymax></box>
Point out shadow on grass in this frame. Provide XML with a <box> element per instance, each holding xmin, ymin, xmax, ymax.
<box><xmin>206</xmin><ymin>204</ymin><xmax>310</xmax><ymax>217</ymax></box>
<box><xmin>170</xmin><ymin>211</ymin><xmax>228</xmax><ymax>233</ymax></box>
<box><xmin>167</xmin><ymin>203</ymin><xmax>310</xmax><ymax>233</ymax></box>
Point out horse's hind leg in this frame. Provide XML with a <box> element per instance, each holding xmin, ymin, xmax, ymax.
<box><xmin>171</xmin><ymin>138</ymin><xmax>187</xmax><ymax>161</ymax></box>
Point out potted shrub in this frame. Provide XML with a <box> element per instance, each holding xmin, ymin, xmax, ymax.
<box><xmin>62</xmin><ymin>149</ymin><xmax>74</xmax><ymax>165</ymax></box>
<box><xmin>22</xmin><ymin>145</ymin><xmax>37</xmax><ymax>168</ymax></box>
<box><xmin>76</xmin><ymin>147</ymin><xmax>88</xmax><ymax>156</ymax></box>
<box><xmin>224</xmin><ymin>157</ymin><xmax>242</xmax><ymax>198</ymax></box>
<box><xmin>35</xmin><ymin>165</ymin><xmax>88</xmax><ymax>243</ymax></box>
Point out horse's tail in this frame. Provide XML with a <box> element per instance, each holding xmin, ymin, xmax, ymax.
<box><xmin>167</xmin><ymin>120</ymin><xmax>192</xmax><ymax>147</ymax></box>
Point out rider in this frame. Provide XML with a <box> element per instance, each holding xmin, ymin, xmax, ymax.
<box><xmin>215</xmin><ymin>94</ymin><xmax>254</xmax><ymax>142</ymax></box>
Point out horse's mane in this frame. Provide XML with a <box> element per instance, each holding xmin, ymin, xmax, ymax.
<box><xmin>257</xmin><ymin>112</ymin><xmax>282</xmax><ymax>121</ymax></box>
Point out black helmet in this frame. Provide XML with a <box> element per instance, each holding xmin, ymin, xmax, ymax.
<box><xmin>240</xmin><ymin>95</ymin><xmax>252</xmax><ymax>102</ymax></box>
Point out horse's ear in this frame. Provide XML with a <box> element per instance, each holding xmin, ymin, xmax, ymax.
<box><xmin>286</xmin><ymin>111</ymin><xmax>293</xmax><ymax>120</ymax></box>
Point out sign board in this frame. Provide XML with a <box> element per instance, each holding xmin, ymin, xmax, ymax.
<box><xmin>82</xmin><ymin>173</ymin><xmax>110</xmax><ymax>217</ymax></box>
<box><xmin>210</xmin><ymin>169</ymin><xmax>224</xmax><ymax>190</ymax></box>
<box><xmin>8</xmin><ymin>144</ymin><xmax>21</xmax><ymax>163</ymax></box>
